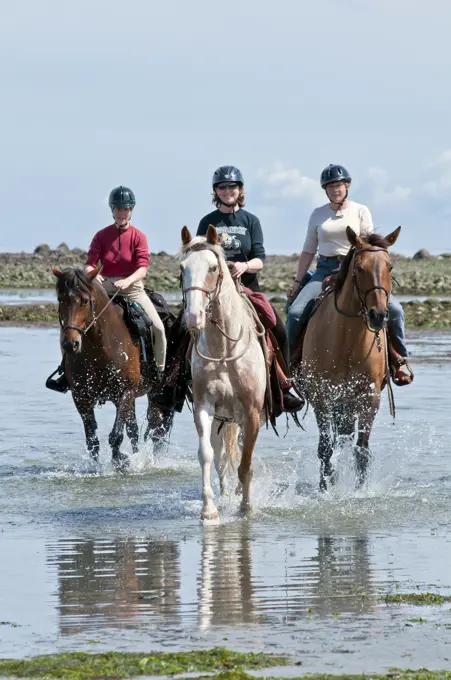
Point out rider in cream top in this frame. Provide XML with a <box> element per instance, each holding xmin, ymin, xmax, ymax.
<box><xmin>303</xmin><ymin>201</ymin><xmax>374</xmax><ymax>257</ymax></box>
<box><xmin>286</xmin><ymin>163</ymin><xmax>412</xmax><ymax>385</ymax></box>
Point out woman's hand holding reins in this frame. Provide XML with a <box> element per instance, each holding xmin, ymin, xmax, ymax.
<box><xmin>288</xmin><ymin>280</ymin><xmax>301</xmax><ymax>302</ymax></box>
<box><xmin>113</xmin><ymin>278</ymin><xmax>130</xmax><ymax>290</ymax></box>
<box><xmin>228</xmin><ymin>261</ymin><xmax>250</xmax><ymax>279</ymax></box>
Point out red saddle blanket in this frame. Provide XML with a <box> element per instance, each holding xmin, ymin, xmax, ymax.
<box><xmin>241</xmin><ymin>286</ymin><xmax>277</xmax><ymax>329</ymax></box>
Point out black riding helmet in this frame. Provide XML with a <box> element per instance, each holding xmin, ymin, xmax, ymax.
<box><xmin>320</xmin><ymin>164</ymin><xmax>352</xmax><ymax>188</ymax></box>
<box><xmin>109</xmin><ymin>186</ymin><xmax>136</xmax><ymax>209</ymax></box>
<box><xmin>212</xmin><ymin>166</ymin><xmax>244</xmax><ymax>187</ymax></box>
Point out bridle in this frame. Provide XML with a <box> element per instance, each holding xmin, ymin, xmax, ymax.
<box><xmin>334</xmin><ymin>246</ymin><xmax>392</xmax><ymax>340</ymax></box>
<box><xmin>181</xmin><ymin>247</ymin><xmax>225</xmax><ymax>318</ymax></box>
<box><xmin>59</xmin><ymin>287</ymin><xmax>120</xmax><ymax>336</ymax></box>
<box><xmin>180</xmin><ymin>245</ymin><xmax>247</xmax><ymax>359</ymax></box>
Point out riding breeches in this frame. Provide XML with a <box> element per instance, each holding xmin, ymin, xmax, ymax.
<box><xmin>104</xmin><ymin>278</ymin><xmax>167</xmax><ymax>371</ymax></box>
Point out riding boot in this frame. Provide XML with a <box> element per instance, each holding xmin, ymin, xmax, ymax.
<box><xmin>387</xmin><ymin>330</ymin><xmax>414</xmax><ymax>386</ymax></box>
<box><xmin>276</xmin><ymin>361</ymin><xmax>304</xmax><ymax>412</ymax></box>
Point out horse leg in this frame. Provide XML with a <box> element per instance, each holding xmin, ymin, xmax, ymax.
<box><xmin>72</xmin><ymin>394</ymin><xmax>99</xmax><ymax>461</ymax></box>
<box><xmin>237</xmin><ymin>409</ymin><xmax>260</xmax><ymax>514</ymax></box>
<box><xmin>354</xmin><ymin>395</ymin><xmax>380</xmax><ymax>488</ymax></box>
<box><xmin>144</xmin><ymin>397</ymin><xmax>174</xmax><ymax>453</ymax></box>
<box><xmin>211</xmin><ymin>420</ymin><xmax>227</xmax><ymax>496</ymax></box>
<box><xmin>195</xmin><ymin>407</ymin><xmax>218</xmax><ymax>521</ymax></box>
<box><xmin>315</xmin><ymin>408</ymin><xmax>335</xmax><ymax>492</ymax></box>
<box><xmin>109</xmin><ymin>391</ymin><xmax>134</xmax><ymax>471</ymax></box>
<box><xmin>125</xmin><ymin>399</ymin><xmax>139</xmax><ymax>455</ymax></box>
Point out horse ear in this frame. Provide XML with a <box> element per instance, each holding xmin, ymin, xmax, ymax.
<box><xmin>385</xmin><ymin>226</ymin><xmax>401</xmax><ymax>247</ymax></box>
<box><xmin>87</xmin><ymin>264</ymin><xmax>102</xmax><ymax>280</ymax></box>
<box><xmin>206</xmin><ymin>224</ymin><xmax>218</xmax><ymax>246</ymax></box>
<box><xmin>181</xmin><ymin>226</ymin><xmax>192</xmax><ymax>245</ymax></box>
<box><xmin>346</xmin><ymin>226</ymin><xmax>363</xmax><ymax>249</ymax></box>
<box><xmin>52</xmin><ymin>267</ymin><xmax>62</xmax><ymax>278</ymax></box>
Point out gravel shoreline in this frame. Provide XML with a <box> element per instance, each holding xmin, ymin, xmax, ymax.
<box><xmin>1</xmin><ymin>245</ymin><xmax>451</xmax><ymax>296</ymax></box>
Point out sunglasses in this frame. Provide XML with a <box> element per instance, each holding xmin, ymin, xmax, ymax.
<box><xmin>216</xmin><ymin>182</ymin><xmax>239</xmax><ymax>190</ymax></box>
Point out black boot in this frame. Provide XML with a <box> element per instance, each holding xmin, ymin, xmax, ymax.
<box><xmin>282</xmin><ymin>390</ymin><xmax>304</xmax><ymax>412</ymax></box>
<box><xmin>45</xmin><ymin>366</ymin><xmax>69</xmax><ymax>393</ymax></box>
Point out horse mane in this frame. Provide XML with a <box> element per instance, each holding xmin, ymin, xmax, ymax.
<box><xmin>334</xmin><ymin>232</ymin><xmax>391</xmax><ymax>293</ymax></box>
<box><xmin>178</xmin><ymin>236</ymin><xmax>226</xmax><ymax>263</ymax></box>
<box><xmin>55</xmin><ymin>267</ymin><xmax>94</xmax><ymax>296</ymax></box>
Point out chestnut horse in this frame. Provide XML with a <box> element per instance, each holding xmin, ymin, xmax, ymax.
<box><xmin>300</xmin><ymin>227</ymin><xmax>401</xmax><ymax>491</ymax></box>
<box><xmin>180</xmin><ymin>226</ymin><xmax>267</xmax><ymax>520</ymax></box>
<box><xmin>53</xmin><ymin>266</ymin><xmax>171</xmax><ymax>468</ymax></box>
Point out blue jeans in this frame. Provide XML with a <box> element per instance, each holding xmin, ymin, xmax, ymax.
<box><xmin>286</xmin><ymin>256</ymin><xmax>407</xmax><ymax>356</ymax></box>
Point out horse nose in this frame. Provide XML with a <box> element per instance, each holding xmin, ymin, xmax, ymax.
<box><xmin>368</xmin><ymin>307</ymin><xmax>386</xmax><ymax>331</ymax></box>
<box><xmin>62</xmin><ymin>338</ymin><xmax>81</xmax><ymax>353</ymax></box>
<box><xmin>185</xmin><ymin>310</ymin><xmax>205</xmax><ymax>330</ymax></box>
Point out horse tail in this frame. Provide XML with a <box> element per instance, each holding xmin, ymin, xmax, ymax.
<box><xmin>222</xmin><ymin>423</ymin><xmax>241</xmax><ymax>474</ymax></box>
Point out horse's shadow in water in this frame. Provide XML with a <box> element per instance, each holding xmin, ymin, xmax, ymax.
<box><xmin>300</xmin><ymin>227</ymin><xmax>402</xmax><ymax>492</ymax></box>
<box><xmin>53</xmin><ymin>266</ymin><xmax>173</xmax><ymax>470</ymax></box>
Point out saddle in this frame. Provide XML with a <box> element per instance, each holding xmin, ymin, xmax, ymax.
<box><xmin>152</xmin><ymin>289</ymin><xmax>302</xmax><ymax>422</ymax></box>
<box><xmin>105</xmin><ymin>284</ymin><xmax>176</xmax><ymax>377</ymax></box>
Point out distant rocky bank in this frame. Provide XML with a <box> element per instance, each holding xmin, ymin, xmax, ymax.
<box><xmin>2</xmin><ymin>298</ymin><xmax>451</xmax><ymax>330</ymax></box>
<box><xmin>1</xmin><ymin>243</ymin><xmax>451</xmax><ymax>295</ymax></box>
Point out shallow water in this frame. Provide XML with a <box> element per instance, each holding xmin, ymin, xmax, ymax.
<box><xmin>0</xmin><ymin>327</ymin><xmax>451</xmax><ymax>673</ymax></box>
<box><xmin>2</xmin><ymin>288</ymin><xmax>450</xmax><ymax>306</ymax></box>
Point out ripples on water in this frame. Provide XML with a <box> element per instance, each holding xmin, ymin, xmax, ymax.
<box><xmin>0</xmin><ymin>327</ymin><xmax>451</xmax><ymax>672</ymax></box>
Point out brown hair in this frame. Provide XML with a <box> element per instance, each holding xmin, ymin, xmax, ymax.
<box><xmin>212</xmin><ymin>186</ymin><xmax>246</xmax><ymax>209</ymax></box>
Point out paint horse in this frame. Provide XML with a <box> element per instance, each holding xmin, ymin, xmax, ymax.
<box><xmin>180</xmin><ymin>226</ymin><xmax>267</xmax><ymax>520</ymax></box>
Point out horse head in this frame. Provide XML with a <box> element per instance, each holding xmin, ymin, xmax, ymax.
<box><xmin>53</xmin><ymin>265</ymin><xmax>102</xmax><ymax>353</ymax></box>
<box><xmin>179</xmin><ymin>225</ymin><xmax>226</xmax><ymax>331</ymax></box>
<box><xmin>345</xmin><ymin>226</ymin><xmax>401</xmax><ymax>332</ymax></box>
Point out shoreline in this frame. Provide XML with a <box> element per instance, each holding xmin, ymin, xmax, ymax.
<box><xmin>1</xmin><ymin>247</ymin><xmax>451</xmax><ymax>296</ymax></box>
<box><xmin>2</xmin><ymin>299</ymin><xmax>451</xmax><ymax>330</ymax></box>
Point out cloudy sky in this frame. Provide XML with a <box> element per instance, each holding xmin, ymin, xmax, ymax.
<box><xmin>2</xmin><ymin>0</ymin><xmax>450</xmax><ymax>255</ymax></box>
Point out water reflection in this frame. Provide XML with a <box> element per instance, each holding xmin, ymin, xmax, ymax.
<box><xmin>50</xmin><ymin>538</ymin><xmax>180</xmax><ymax>634</ymax></box>
<box><xmin>49</xmin><ymin>526</ymin><xmax>379</xmax><ymax>636</ymax></box>
<box><xmin>198</xmin><ymin>524</ymin><xmax>254</xmax><ymax>630</ymax></box>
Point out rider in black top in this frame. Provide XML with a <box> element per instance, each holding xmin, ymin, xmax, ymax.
<box><xmin>197</xmin><ymin>166</ymin><xmax>302</xmax><ymax>413</ymax></box>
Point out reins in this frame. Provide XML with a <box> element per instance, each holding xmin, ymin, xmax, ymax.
<box><xmin>180</xmin><ymin>245</ymin><xmax>250</xmax><ymax>361</ymax></box>
<box><xmin>333</xmin><ymin>245</ymin><xmax>396</xmax><ymax>419</ymax></box>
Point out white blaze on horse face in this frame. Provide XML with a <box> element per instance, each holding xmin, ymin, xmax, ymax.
<box><xmin>183</xmin><ymin>250</ymin><xmax>217</xmax><ymax>331</ymax></box>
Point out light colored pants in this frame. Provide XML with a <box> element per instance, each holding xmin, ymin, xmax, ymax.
<box><xmin>105</xmin><ymin>277</ymin><xmax>167</xmax><ymax>371</ymax></box>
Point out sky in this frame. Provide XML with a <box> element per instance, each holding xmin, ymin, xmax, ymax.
<box><xmin>2</xmin><ymin>0</ymin><xmax>451</xmax><ymax>256</ymax></box>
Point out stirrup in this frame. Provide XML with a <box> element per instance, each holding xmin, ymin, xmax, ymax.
<box><xmin>45</xmin><ymin>366</ymin><xmax>69</xmax><ymax>393</ymax></box>
<box><xmin>392</xmin><ymin>357</ymin><xmax>414</xmax><ymax>386</ymax></box>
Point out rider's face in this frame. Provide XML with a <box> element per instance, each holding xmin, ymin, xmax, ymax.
<box><xmin>325</xmin><ymin>181</ymin><xmax>348</xmax><ymax>204</ymax></box>
<box><xmin>215</xmin><ymin>183</ymin><xmax>241</xmax><ymax>206</ymax></box>
<box><xmin>113</xmin><ymin>207</ymin><xmax>133</xmax><ymax>227</ymax></box>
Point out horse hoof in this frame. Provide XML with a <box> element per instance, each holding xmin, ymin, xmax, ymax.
<box><xmin>113</xmin><ymin>453</ymin><xmax>129</xmax><ymax>472</ymax></box>
<box><xmin>238</xmin><ymin>501</ymin><xmax>252</xmax><ymax>516</ymax></box>
<box><xmin>201</xmin><ymin>510</ymin><xmax>219</xmax><ymax>523</ymax></box>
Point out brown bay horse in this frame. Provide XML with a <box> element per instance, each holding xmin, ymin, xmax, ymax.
<box><xmin>300</xmin><ymin>227</ymin><xmax>402</xmax><ymax>491</ymax></box>
<box><xmin>53</xmin><ymin>266</ymin><xmax>171</xmax><ymax>469</ymax></box>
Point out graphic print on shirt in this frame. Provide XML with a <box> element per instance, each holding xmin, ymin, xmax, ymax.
<box><xmin>216</xmin><ymin>222</ymin><xmax>247</xmax><ymax>257</ymax></box>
